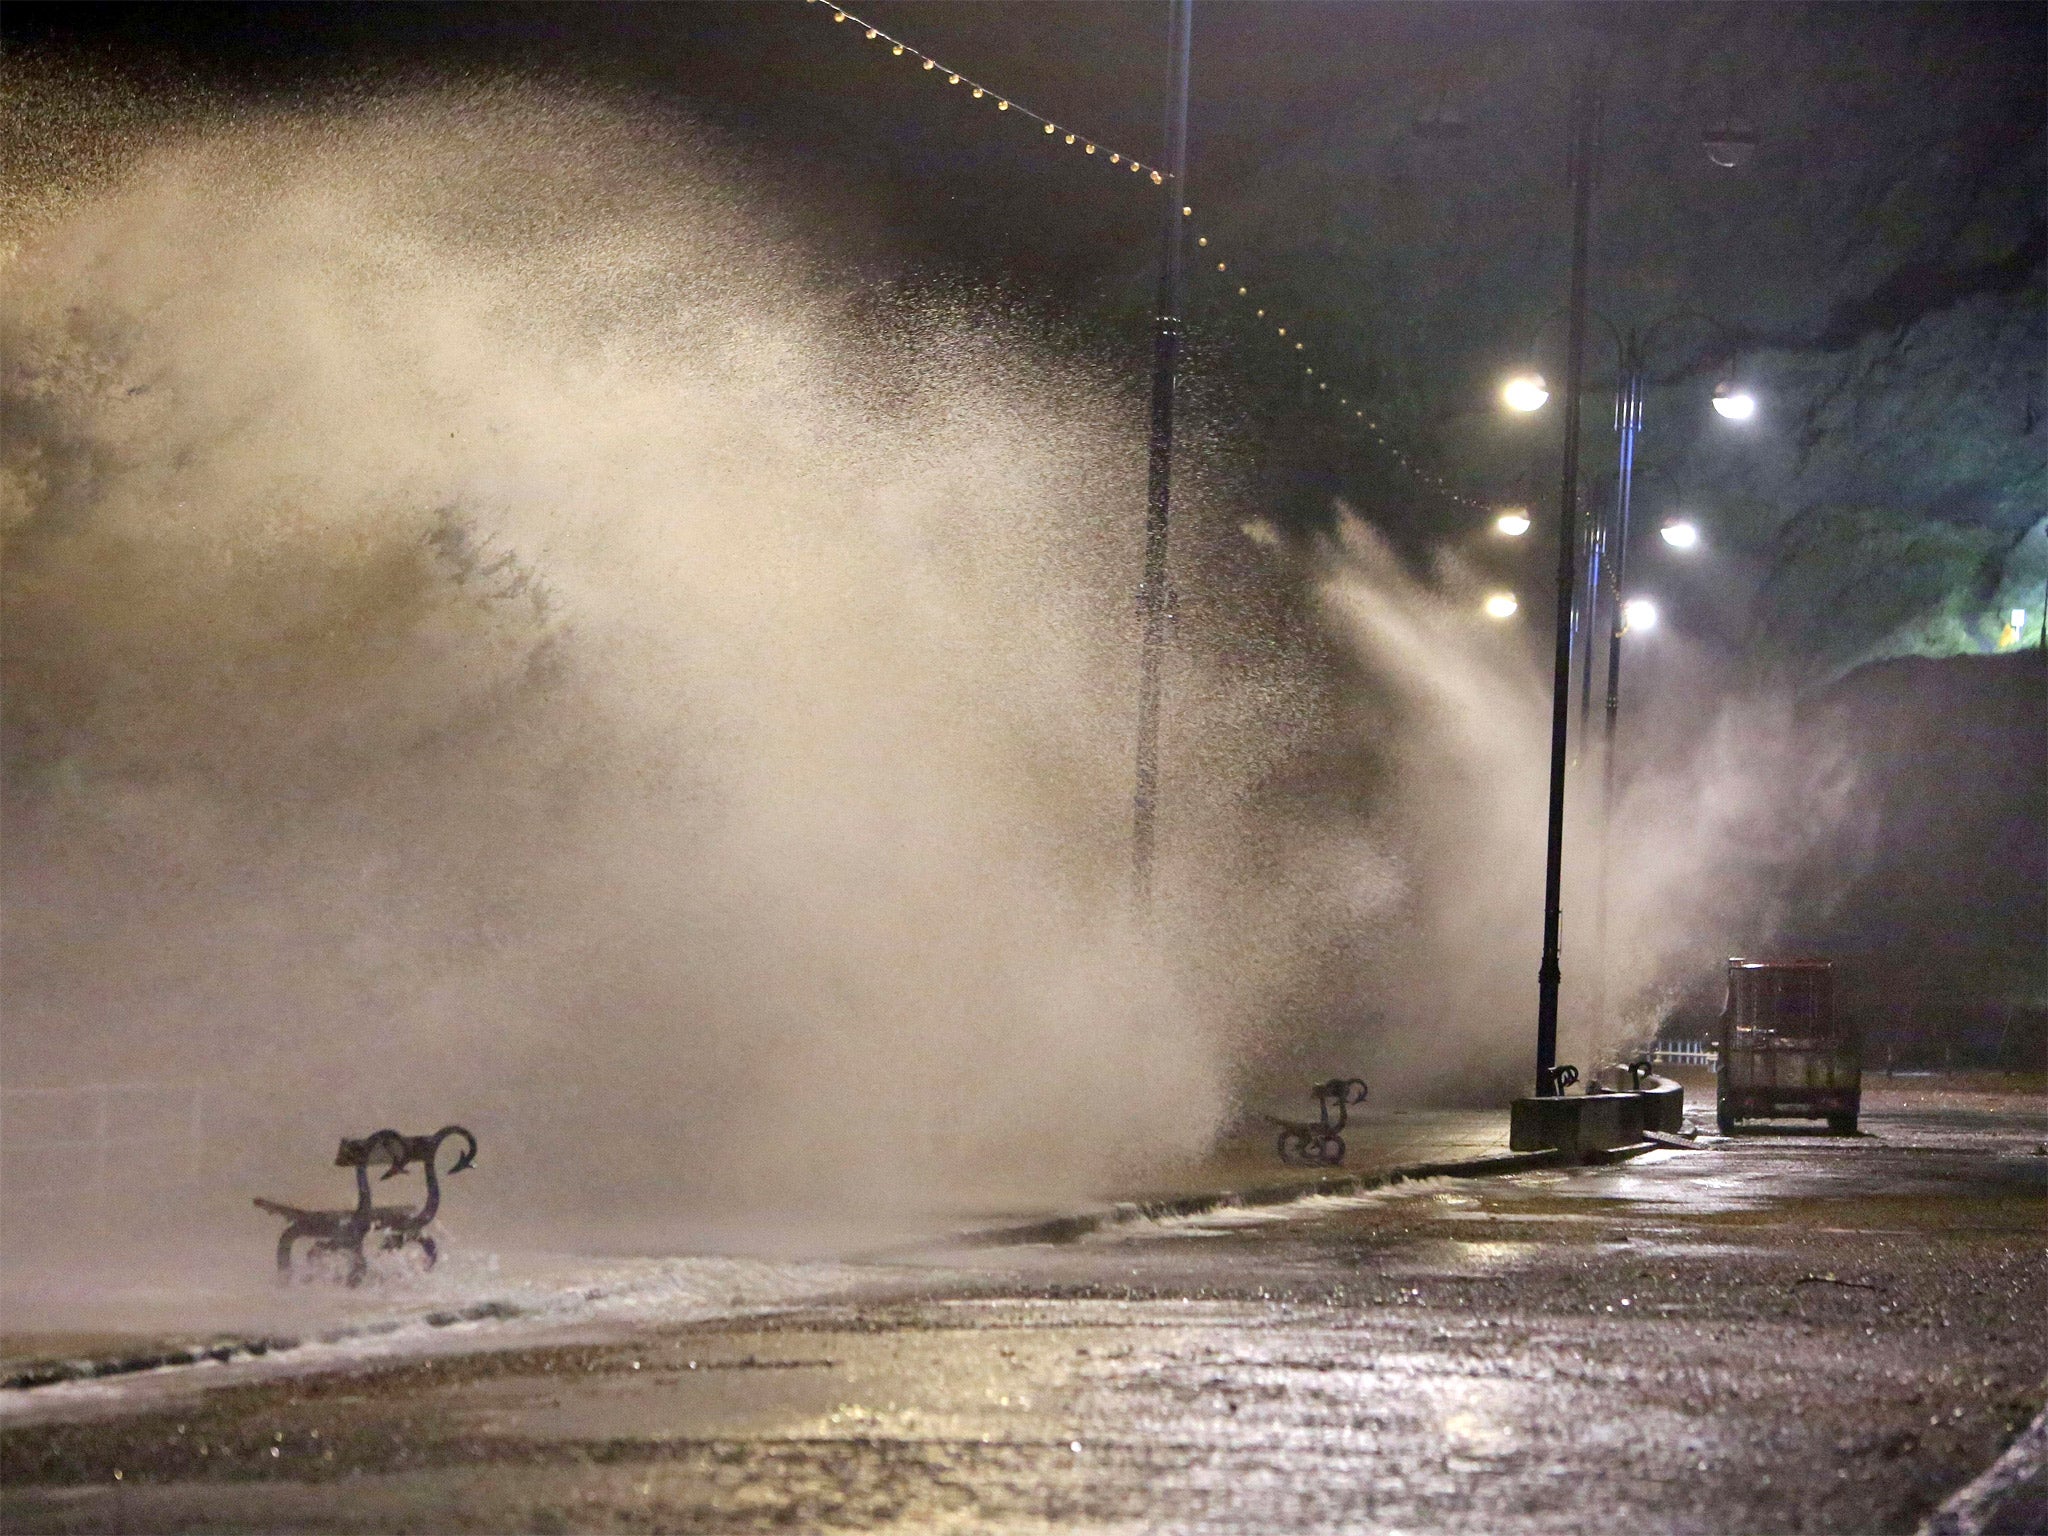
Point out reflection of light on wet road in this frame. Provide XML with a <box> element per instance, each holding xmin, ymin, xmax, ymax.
<box><xmin>1443</xmin><ymin>1407</ymin><xmax>1512</xmax><ymax>1458</ymax></box>
<box><xmin>6</xmin><ymin>1098</ymin><xmax>2044</xmax><ymax>1534</ymax></box>
<box><xmin>1446</xmin><ymin>1240</ymin><xmax>1533</xmax><ymax>1267</ymax></box>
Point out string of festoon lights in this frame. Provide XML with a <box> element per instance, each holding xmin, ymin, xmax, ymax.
<box><xmin>803</xmin><ymin>0</ymin><xmax>1492</xmax><ymax>514</ymax></box>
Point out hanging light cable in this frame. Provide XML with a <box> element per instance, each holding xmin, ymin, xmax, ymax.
<box><xmin>801</xmin><ymin>0</ymin><xmax>1489</xmax><ymax>512</ymax></box>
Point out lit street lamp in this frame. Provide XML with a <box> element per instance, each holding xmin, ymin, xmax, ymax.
<box><xmin>1484</xmin><ymin>591</ymin><xmax>1521</xmax><ymax>619</ymax></box>
<box><xmin>1712</xmin><ymin>380</ymin><xmax>1758</xmax><ymax>420</ymax></box>
<box><xmin>1503</xmin><ymin>373</ymin><xmax>1551</xmax><ymax>413</ymax></box>
<box><xmin>1496</xmin><ymin>509</ymin><xmax>1533</xmax><ymax>537</ymax></box>
<box><xmin>1500</xmin><ymin>315</ymin><xmax>1752</xmax><ymax>759</ymax></box>
<box><xmin>1497</xmin><ymin>51</ymin><xmax>1760</xmax><ymax>1102</ymax></box>
<box><xmin>1499</xmin><ymin>313</ymin><xmax>1753</xmax><ymax>770</ymax></box>
<box><xmin>1501</xmin><ymin>294</ymin><xmax>1756</xmax><ymax>1080</ymax></box>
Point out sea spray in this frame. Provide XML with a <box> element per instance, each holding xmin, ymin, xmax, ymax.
<box><xmin>1</xmin><ymin>83</ymin><xmax>1321</xmax><ymax>1261</ymax></box>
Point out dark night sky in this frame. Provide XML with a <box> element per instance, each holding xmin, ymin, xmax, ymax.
<box><xmin>7</xmin><ymin>1</ymin><xmax>2044</xmax><ymax>651</ymax></box>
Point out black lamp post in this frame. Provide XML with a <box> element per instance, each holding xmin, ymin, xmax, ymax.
<box><xmin>1532</xmin><ymin>58</ymin><xmax>1605</xmax><ymax>1098</ymax></box>
<box><xmin>1520</xmin><ymin>123</ymin><xmax>1764</xmax><ymax>1088</ymax></box>
<box><xmin>1132</xmin><ymin>0</ymin><xmax>1194</xmax><ymax>907</ymax></box>
<box><xmin>1590</xmin><ymin>318</ymin><xmax>1752</xmax><ymax>1035</ymax></box>
<box><xmin>1494</xmin><ymin>44</ymin><xmax>1762</xmax><ymax>1112</ymax></box>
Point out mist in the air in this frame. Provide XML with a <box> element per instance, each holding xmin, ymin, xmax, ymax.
<box><xmin>1</xmin><ymin>74</ymin><xmax>1859</xmax><ymax>1309</ymax></box>
<box><xmin>0</xmin><ymin>80</ymin><xmax>1343</xmax><ymax>1262</ymax></box>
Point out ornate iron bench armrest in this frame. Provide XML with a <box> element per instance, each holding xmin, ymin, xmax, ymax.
<box><xmin>255</xmin><ymin>1124</ymin><xmax>476</xmax><ymax>1287</ymax></box>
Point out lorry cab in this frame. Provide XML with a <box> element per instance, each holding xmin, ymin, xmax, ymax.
<box><xmin>1716</xmin><ymin>958</ymin><xmax>1861</xmax><ymax>1135</ymax></box>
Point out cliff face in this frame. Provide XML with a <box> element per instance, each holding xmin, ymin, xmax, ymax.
<box><xmin>1797</xmin><ymin>651</ymin><xmax>2045</xmax><ymax>1036</ymax></box>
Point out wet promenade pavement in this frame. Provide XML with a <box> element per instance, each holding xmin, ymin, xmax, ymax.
<box><xmin>4</xmin><ymin>1090</ymin><xmax>2044</xmax><ymax>1533</ymax></box>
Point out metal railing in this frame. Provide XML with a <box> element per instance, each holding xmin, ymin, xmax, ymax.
<box><xmin>1650</xmin><ymin>1038</ymin><xmax>1718</xmax><ymax>1067</ymax></box>
<box><xmin>0</xmin><ymin>1079</ymin><xmax>208</xmax><ymax>1221</ymax></box>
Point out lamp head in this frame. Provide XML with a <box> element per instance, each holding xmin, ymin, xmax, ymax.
<box><xmin>1482</xmin><ymin>592</ymin><xmax>1519</xmax><ymax>620</ymax></box>
<box><xmin>1502</xmin><ymin>373</ymin><xmax>1549</xmax><ymax>413</ymax></box>
<box><xmin>1621</xmin><ymin>597</ymin><xmax>1659</xmax><ymax>632</ymax></box>
<box><xmin>1660</xmin><ymin>520</ymin><xmax>1700</xmax><ymax>550</ymax></box>
<box><xmin>1712</xmin><ymin>380</ymin><xmax>1757</xmax><ymax>421</ymax></box>
<box><xmin>1495</xmin><ymin>509</ymin><xmax>1532</xmax><ymax>537</ymax></box>
<box><xmin>1701</xmin><ymin>123</ymin><xmax>1759</xmax><ymax>169</ymax></box>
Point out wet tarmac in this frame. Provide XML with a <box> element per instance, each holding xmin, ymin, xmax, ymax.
<box><xmin>4</xmin><ymin>1097</ymin><xmax>2044</xmax><ymax>1534</ymax></box>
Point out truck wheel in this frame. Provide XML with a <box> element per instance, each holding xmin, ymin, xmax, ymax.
<box><xmin>1827</xmin><ymin>1113</ymin><xmax>1858</xmax><ymax>1136</ymax></box>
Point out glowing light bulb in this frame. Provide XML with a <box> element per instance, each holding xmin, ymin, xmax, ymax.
<box><xmin>1483</xmin><ymin>593</ymin><xmax>1520</xmax><ymax>620</ymax></box>
<box><xmin>1150</xmin><ymin>171</ymin><xmax>1163</xmax><ymax>184</ymax></box>
<box><xmin>1712</xmin><ymin>387</ymin><xmax>1756</xmax><ymax>421</ymax></box>
<box><xmin>1622</xmin><ymin>597</ymin><xmax>1659</xmax><ymax>632</ymax></box>
<box><xmin>1660</xmin><ymin>520</ymin><xmax>1700</xmax><ymax>550</ymax></box>
<box><xmin>1502</xmin><ymin>374</ymin><xmax>1549</xmax><ymax>412</ymax></box>
<box><xmin>1495</xmin><ymin>510</ymin><xmax>1532</xmax><ymax>537</ymax></box>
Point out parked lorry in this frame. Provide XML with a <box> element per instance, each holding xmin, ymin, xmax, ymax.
<box><xmin>1716</xmin><ymin>958</ymin><xmax>1861</xmax><ymax>1135</ymax></box>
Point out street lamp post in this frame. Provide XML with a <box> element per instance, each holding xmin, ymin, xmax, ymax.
<box><xmin>1500</xmin><ymin>44</ymin><xmax>1761</xmax><ymax>1119</ymax></box>
<box><xmin>1585</xmin><ymin>330</ymin><xmax>1644</xmax><ymax>1043</ymax></box>
<box><xmin>1533</xmin><ymin>57</ymin><xmax>1605</xmax><ymax>1099</ymax></box>
<box><xmin>1132</xmin><ymin>0</ymin><xmax>1194</xmax><ymax>908</ymax></box>
<box><xmin>1587</xmin><ymin>320</ymin><xmax>1749</xmax><ymax>1037</ymax></box>
<box><xmin>1508</xmin><ymin>312</ymin><xmax>1748</xmax><ymax>1048</ymax></box>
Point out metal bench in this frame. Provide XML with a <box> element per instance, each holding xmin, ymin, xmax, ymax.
<box><xmin>1268</xmin><ymin>1078</ymin><xmax>1369</xmax><ymax>1167</ymax></box>
<box><xmin>254</xmin><ymin>1125</ymin><xmax>476</xmax><ymax>1286</ymax></box>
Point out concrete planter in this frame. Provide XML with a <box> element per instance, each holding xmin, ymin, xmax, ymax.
<box><xmin>1638</xmin><ymin>1077</ymin><xmax>1684</xmax><ymax>1134</ymax></box>
<box><xmin>1510</xmin><ymin>1077</ymin><xmax>1685</xmax><ymax>1159</ymax></box>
